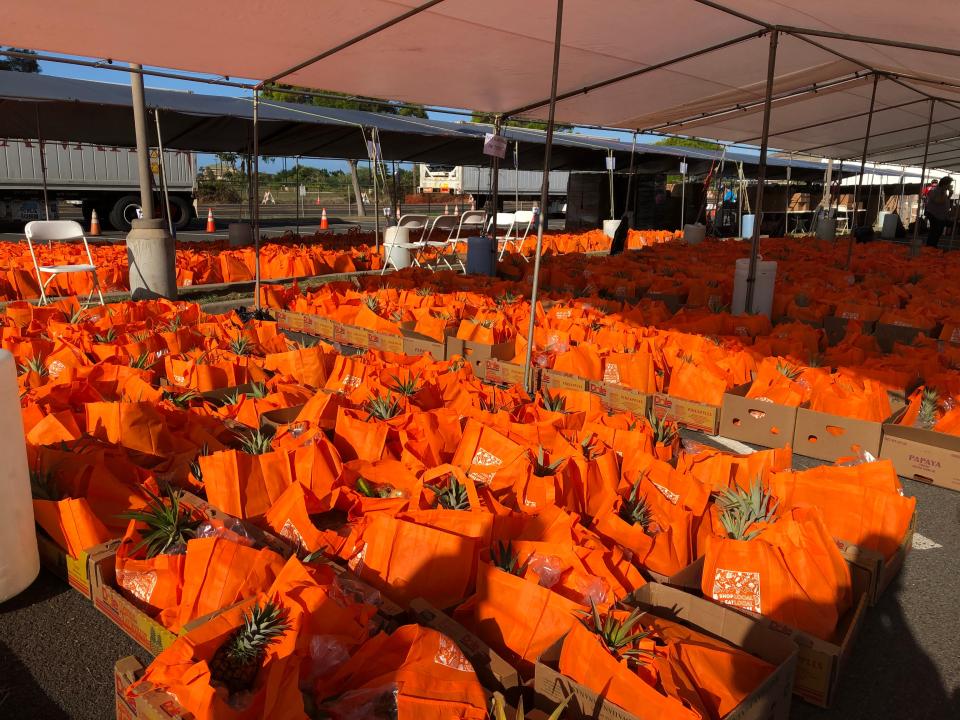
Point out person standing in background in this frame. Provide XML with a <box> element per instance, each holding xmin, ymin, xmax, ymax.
<box><xmin>925</xmin><ymin>176</ymin><xmax>953</xmax><ymax>248</ymax></box>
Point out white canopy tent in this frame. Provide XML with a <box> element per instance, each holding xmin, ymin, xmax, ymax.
<box><xmin>6</xmin><ymin>0</ymin><xmax>960</xmax><ymax>386</ymax></box>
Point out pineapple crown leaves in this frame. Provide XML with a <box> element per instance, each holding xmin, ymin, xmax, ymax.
<box><xmin>533</xmin><ymin>446</ymin><xmax>564</xmax><ymax>477</ymax></box>
<box><xmin>248</xmin><ymin>382</ymin><xmax>269</xmax><ymax>399</ymax></box>
<box><xmin>717</xmin><ymin>479</ymin><xmax>779</xmax><ymax>541</ymax></box>
<box><xmin>228</xmin><ymin>336</ymin><xmax>254</xmax><ymax>357</ymax></box>
<box><xmin>918</xmin><ymin>387</ymin><xmax>940</xmax><ymax>426</ymax></box>
<box><xmin>160</xmin><ymin>315</ymin><xmax>183</xmax><ymax>334</ymax></box>
<box><xmin>164</xmin><ymin>389</ymin><xmax>200</xmax><ymax>409</ymax></box>
<box><xmin>618</xmin><ymin>476</ymin><xmax>653</xmax><ymax>532</ymax></box>
<box><xmin>67</xmin><ymin>306</ymin><xmax>89</xmax><ymax>324</ymax></box>
<box><xmin>218</xmin><ymin>599</ymin><xmax>291</xmax><ymax>668</ymax></box>
<box><xmin>119</xmin><ymin>484</ymin><xmax>199</xmax><ymax>558</ymax></box>
<box><xmin>30</xmin><ymin>466</ymin><xmax>63</xmax><ymax>501</ymax></box>
<box><xmin>188</xmin><ymin>443</ymin><xmax>212</xmax><ymax>482</ymax></box>
<box><xmin>489</xmin><ymin>692</ymin><xmax>572</xmax><ymax>720</ymax></box>
<box><xmin>237</xmin><ymin>428</ymin><xmax>273</xmax><ymax>456</ymax></box>
<box><xmin>18</xmin><ymin>356</ymin><xmax>48</xmax><ymax>377</ymax></box>
<box><xmin>775</xmin><ymin>359</ymin><xmax>802</xmax><ymax>381</ymax></box>
<box><xmin>581</xmin><ymin>432</ymin><xmax>603</xmax><ymax>461</ymax></box>
<box><xmin>222</xmin><ymin>388</ymin><xmax>243</xmax><ymax>406</ymax></box>
<box><xmin>362</xmin><ymin>294</ymin><xmax>381</xmax><ymax>313</ymax></box>
<box><xmin>93</xmin><ymin>327</ymin><xmax>117</xmax><ymax>344</ymax></box>
<box><xmin>576</xmin><ymin>598</ymin><xmax>655</xmax><ymax>664</ymax></box>
<box><xmin>495</xmin><ymin>291</ymin><xmax>519</xmax><ymax>307</ymax></box>
<box><xmin>388</xmin><ymin>372</ymin><xmax>421</xmax><ymax>397</ymax></box>
<box><xmin>128</xmin><ymin>352</ymin><xmax>155</xmax><ymax>370</ymax></box>
<box><xmin>430</xmin><ymin>473</ymin><xmax>471</xmax><ymax>511</ymax></box>
<box><xmin>541</xmin><ymin>388</ymin><xmax>568</xmax><ymax>414</ymax></box>
<box><xmin>363</xmin><ymin>391</ymin><xmax>403</xmax><ymax>421</ymax></box>
<box><xmin>490</xmin><ymin>540</ymin><xmax>530</xmax><ymax>577</ymax></box>
<box><xmin>416</xmin><ymin>286</ymin><xmax>435</xmax><ymax>297</ymax></box>
<box><xmin>646</xmin><ymin>408</ymin><xmax>677</xmax><ymax>445</ymax></box>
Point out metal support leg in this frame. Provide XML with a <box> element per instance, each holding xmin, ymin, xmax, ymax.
<box><xmin>153</xmin><ymin>110</ymin><xmax>175</xmax><ymax>239</ymax></box>
<box><xmin>745</xmin><ymin>29</ymin><xmax>779</xmax><ymax>313</ymax></box>
<box><xmin>35</xmin><ymin>108</ymin><xmax>50</xmax><ymax>222</ymax></box>
<box><xmin>252</xmin><ymin>88</ymin><xmax>261</xmax><ymax>309</ymax></box>
<box><xmin>847</xmin><ymin>73</ymin><xmax>879</xmax><ymax>267</ymax></box>
<box><xmin>910</xmin><ymin>100</ymin><xmax>936</xmax><ymax>257</ymax></box>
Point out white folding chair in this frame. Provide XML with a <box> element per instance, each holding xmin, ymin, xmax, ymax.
<box><xmin>381</xmin><ymin>214</ymin><xmax>430</xmax><ymax>274</ymax></box>
<box><xmin>427</xmin><ymin>210</ymin><xmax>486</xmax><ymax>272</ymax></box>
<box><xmin>24</xmin><ymin>220</ymin><xmax>105</xmax><ymax>305</ymax></box>
<box><xmin>498</xmin><ymin>210</ymin><xmax>535</xmax><ymax>260</ymax></box>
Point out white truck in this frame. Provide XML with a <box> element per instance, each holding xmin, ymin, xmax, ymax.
<box><xmin>0</xmin><ymin>139</ymin><xmax>196</xmax><ymax>230</ymax></box>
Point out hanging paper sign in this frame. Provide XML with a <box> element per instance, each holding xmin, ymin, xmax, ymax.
<box><xmin>483</xmin><ymin>133</ymin><xmax>507</xmax><ymax>159</ymax></box>
<box><xmin>605</xmin><ymin>156</ymin><xmax>616</xmax><ymax>171</ymax></box>
<box><xmin>680</xmin><ymin>161</ymin><xmax>688</xmax><ymax>175</ymax></box>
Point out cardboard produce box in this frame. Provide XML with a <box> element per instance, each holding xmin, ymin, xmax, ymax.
<box><xmin>652</xmin><ymin>393</ymin><xmax>720</xmax><ymax>435</ymax></box>
<box><xmin>273</xmin><ymin>309</ymin><xmax>336</xmax><ymax>340</ymax></box>
<box><xmin>36</xmin><ymin>530</ymin><xmax>97</xmax><ymax>599</ymax></box>
<box><xmin>587</xmin><ymin>380</ymin><xmax>651</xmax><ymax>416</ymax></box>
<box><xmin>540</xmin><ymin>368</ymin><xmax>590</xmax><ymax>393</ymax></box>
<box><xmin>484</xmin><ymin>358</ymin><xmax>529</xmax><ymax>388</ymax></box>
<box><xmin>446</xmin><ymin>336</ymin><xmax>515</xmax><ymax>377</ymax></box>
<box><xmin>259</xmin><ymin>403</ymin><xmax>307</xmax><ymax>434</ymax></box>
<box><xmin>874</xmin><ymin>321</ymin><xmax>937</xmax><ymax>353</ymax></box>
<box><xmin>881</xmin><ymin>416</ymin><xmax>960</xmax><ymax>493</ymax></box>
<box><xmin>409</xmin><ymin>598</ymin><xmax>520</xmax><ymax>693</ymax></box>
<box><xmin>643</xmin><ymin>555</ymin><xmax>704</xmax><ymax>592</ymax></box>
<box><xmin>792</xmin><ymin>406</ymin><xmax>901</xmax><ymax>462</ymax></box>
<box><xmin>719</xmin><ymin>384</ymin><xmax>797</xmax><ymax>449</ymax></box>
<box><xmin>535</xmin><ymin>582</ymin><xmax>798</xmax><ymax>720</ymax></box>
<box><xmin>823</xmin><ymin>316</ymin><xmax>876</xmax><ymax>346</ymax></box>
<box><xmin>332</xmin><ymin>321</ymin><xmax>372</xmax><ymax>349</ymax></box>
<box><xmin>114</xmin><ymin>657</ymin><xmax>190</xmax><ymax>720</ymax></box>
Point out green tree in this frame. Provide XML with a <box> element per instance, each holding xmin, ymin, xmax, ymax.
<box><xmin>469</xmin><ymin>112</ymin><xmax>571</xmax><ymax>132</ymax></box>
<box><xmin>0</xmin><ymin>48</ymin><xmax>41</xmax><ymax>73</ymax></box>
<box><xmin>655</xmin><ymin>136</ymin><xmax>722</xmax><ymax>151</ymax></box>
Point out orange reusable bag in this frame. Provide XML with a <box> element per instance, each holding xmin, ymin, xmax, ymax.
<box><xmin>32</xmin><ymin>497</ymin><xmax>113</xmax><ymax>558</ymax></box>
<box><xmin>200</xmin><ymin>448</ymin><xmax>295</xmax><ymax>519</ymax></box>
<box><xmin>313</xmin><ymin>625</ymin><xmax>488</xmax><ymax>720</ymax></box>
<box><xmin>333</xmin><ymin>406</ymin><xmax>391</xmax><ymax>463</ymax></box>
<box><xmin>353</xmin><ymin>514</ymin><xmax>477</xmax><ymax>609</ymax></box>
<box><xmin>702</xmin><ymin>507</ymin><xmax>852</xmax><ymax>641</ymax></box>
<box><xmin>558</xmin><ymin>620</ymin><xmax>703</xmax><ymax>720</ymax></box>
<box><xmin>451</xmin><ymin>419</ymin><xmax>529</xmax><ymax>492</ymax></box>
<box><xmin>453</xmin><ymin>559</ymin><xmax>581</xmax><ymax>675</ymax></box>
<box><xmin>115</xmin><ymin>519</ymin><xmax>189</xmax><ymax>617</ymax></box>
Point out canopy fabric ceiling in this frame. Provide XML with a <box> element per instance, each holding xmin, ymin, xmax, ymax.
<box><xmin>0</xmin><ymin>70</ymin><xmax>866</xmax><ymax>180</ymax></box>
<box><xmin>4</xmin><ymin>1</ymin><xmax>960</xmax><ymax>169</ymax></box>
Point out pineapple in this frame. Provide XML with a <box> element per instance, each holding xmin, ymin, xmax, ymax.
<box><xmin>577</xmin><ymin>599</ymin><xmax>654</xmax><ymax>665</ymax></box>
<box><xmin>533</xmin><ymin>446</ymin><xmax>564</xmax><ymax>477</ymax></box>
<box><xmin>128</xmin><ymin>352</ymin><xmax>155</xmax><ymax>370</ymax></box>
<box><xmin>229</xmin><ymin>336</ymin><xmax>253</xmax><ymax>357</ymax></box>
<box><xmin>238</xmin><ymin>429</ymin><xmax>273</xmax><ymax>455</ymax></box>
<box><xmin>209</xmin><ymin>601</ymin><xmax>290</xmax><ymax>695</ymax></box>
<box><xmin>646</xmin><ymin>408</ymin><xmax>677</xmax><ymax>446</ymax></box>
<box><xmin>363</xmin><ymin>294</ymin><xmax>380</xmax><ymax>313</ymax></box>
<box><xmin>618</xmin><ymin>477</ymin><xmax>653</xmax><ymax>532</ymax></box>
<box><xmin>93</xmin><ymin>327</ymin><xmax>117</xmax><ymax>344</ymax></box>
<box><xmin>917</xmin><ymin>387</ymin><xmax>940</xmax><ymax>428</ymax></box>
<box><xmin>388</xmin><ymin>372</ymin><xmax>421</xmax><ymax>397</ymax></box>
<box><xmin>18</xmin><ymin>356</ymin><xmax>48</xmax><ymax>378</ymax></box>
<box><xmin>431</xmin><ymin>474</ymin><xmax>470</xmax><ymax>511</ymax></box>
<box><xmin>541</xmin><ymin>388</ymin><xmax>568</xmax><ymax>414</ymax></box>
<box><xmin>717</xmin><ymin>479</ymin><xmax>779</xmax><ymax>541</ymax></box>
<box><xmin>490</xmin><ymin>541</ymin><xmax>529</xmax><ymax>577</ymax></box>
<box><xmin>775</xmin><ymin>360</ymin><xmax>802</xmax><ymax>381</ymax></box>
<box><xmin>120</xmin><ymin>485</ymin><xmax>199</xmax><ymax>558</ymax></box>
<box><xmin>364</xmin><ymin>391</ymin><xmax>403</xmax><ymax>421</ymax></box>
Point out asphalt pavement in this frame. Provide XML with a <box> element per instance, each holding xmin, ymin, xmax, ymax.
<box><xmin>1</xmin><ymin>430</ymin><xmax>957</xmax><ymax>720</ymax></box>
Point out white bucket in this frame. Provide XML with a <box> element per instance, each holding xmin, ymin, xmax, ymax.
<box><xmin>602</xmin><ymin>218</ymin><xmax>621</xmax><ymax>239</ymax></box>
<box><xmin>228</xmin><ymin>222</ymin><xmax>253</xmax><ymax>247</ymax></box>
<box><xmin>732</xmin><ymin>257</ymin><xmax>777</xmax><ymax>318</ymax></box>
<box><xmin>881</xmin><ymin>212</ymin><xmax>899</xmax><ymax>239</ymax></box>
<box><xmin>741</xmin><ymin>214</ymin><xmax>755</xmax><ymax>239</ymax></box>
<box><xmin>816</xmin><ymin>217</ymin><xmax>837</xmax><ymax>241</ymax></box>
<box><xmin>383</xmin><ymin>226</ymin><xmax>413</xmax><ymax>269</ymax></box>
<box><xmin>0</xmin><ymin>350</ymin><xmax>39</xmax><ymax>602</ymax></box>
<box><xmin>683</xmin><ymin>223</ymin><xmax>706</xmax><ymax>245</ymax></box>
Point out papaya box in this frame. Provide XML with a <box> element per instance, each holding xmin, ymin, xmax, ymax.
<box><xmin>881</xmin><ymin>410</ymin><xmax>960</xmax><ymax>493</ymax></box>
<box><xmin>445</xmin><ymin>336</ymin><xmax>515</xmax><ymax>377</ymax></box>
<box><xmin>409</xmin><ymin>598</ymin><xmax>520</xmax><ymax>694</ymax></box>
<box><xmin>653</xmin><ymin>393</ymin><xmax>720</xmax><ymax>435</ymax></box>
<box><xmin>534</xmin><ymin>582</ymin><xmax>798</xmax><ymax>720</ymax></box>
<box><xmin>719</xmin><ymin>384</ymin><xmax>797</xmax><ymax>450</ymax></box>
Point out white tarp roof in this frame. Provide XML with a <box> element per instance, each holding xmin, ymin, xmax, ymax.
<box><xmin>5</xmin><ymin>1</ymin><xmax>960</xmax><ymax>169</ymax></box>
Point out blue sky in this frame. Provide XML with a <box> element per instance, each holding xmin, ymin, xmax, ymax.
<box><xmin>32</xmin><ymin>55</ymin><xmax>664</xmax><ymax>174</ymax></box>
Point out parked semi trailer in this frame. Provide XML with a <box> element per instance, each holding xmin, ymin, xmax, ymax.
<box><xmin>0</xmin><ymin>139</ymin><xmax>196</xmax><ymax>230</ymax></box>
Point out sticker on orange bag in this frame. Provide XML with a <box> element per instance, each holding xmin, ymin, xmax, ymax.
<box><xmin>603</xmin><ymin>362</ymin><xmax>621</xmax><ymax>384</ymax></box>
<box><xmin>469</xmin><ymin>448</ymin><xmax>503</xmax><ymax>485</ymax></box>
<box><xmin>711</xmin><ymin>568</ymin><xmax>762</xmax><ymax>614</ymax></box>
<box><xmin>434</xmin><ymin>635</ymin><xmax>473</xmax><ymax>672</ymax></box>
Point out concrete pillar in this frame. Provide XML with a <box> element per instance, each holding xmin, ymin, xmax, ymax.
<box><xmin>126</xmin><ymin>64</ymin><xmax>176</xmax><ymax>299</ymax></box>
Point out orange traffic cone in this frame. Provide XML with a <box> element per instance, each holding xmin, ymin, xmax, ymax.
<box><xmin>396</xmin><ymin>206</ymin><xmax>401</xmax><ymax>221</ymax></box>
<box><xmin>454</xmin><ymin>203</ymin><xmax>460</xmax><ymax>215</ymax></box>
<box><xmin>315</xmin><ymin>193</ymin><xmax>321</xmax><ymax>206</ymax></box>
<box><xmin>320</xmin><ymin>208</ymin><xmax>329</xmax><ymax>230</ymax></box>
<box><xmin>444</xmin><ymin>204</ymin><xmax>449</xmax><ymax>215</ymax></box>
<box><xmin>89</xmin><ymin>209</ymin><xmax>101</xmax><ymax>236</ymax></box>
<box><xmin>470</xmin><ymin>198</ymin><xmax>476</xmax><ymax>210</ymax></box>
<box><xmin>205</xmin><ymin>208</ymin><xmax>216</xmax><ymax>233</ymax></box>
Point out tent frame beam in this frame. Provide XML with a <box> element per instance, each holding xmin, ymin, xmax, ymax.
<box><xmin>911</xmin><ymin>100</ymin><xmax>936</xmax><ymax>257</ymax></box>
<box><xmin>847</xmin><ymin>73</ymin><xmax>879</xmax><ymax>268</ymax></box>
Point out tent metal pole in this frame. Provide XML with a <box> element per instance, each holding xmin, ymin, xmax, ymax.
<box><xmin>847</xmin><ymin>73</ymin><xmax>879</xmax><ymax>267</ymax></box>
<box><xmin>34</xmin><ymin>108</ymin><xmax>49</xmax><ymax>222</ymax></box>
<box><xmin>680</xmin><ymin>158</ymin><xmax>687</xmax><ymax>230</ymax></box>
<box><xmin>153</xmin><ymin>110</ymin><xmax>175</xmax><ymax>239</ymax></box>
<box><xmin>625</xmin><ymin>131</ymin><xmax>637</xmax><ymax>220</ymax></box>
<box><xmin>489</xmin><ymin>115</ymin><xmax>502</xmax><ymax>242</ymax></box>
<box><xmin>783</xmin><ymin>159</ymin><xmax>792</xmax><ymax>235</ymax></box>
<box><xmin>371</xmin><ymin>131</ymin><xmax>381</xmax><ymax>253</ymax></box>
<box><xmin>608</xmin><ymin>150</ymin><xmax>615</xmax><ymax>220</ymax></box>
<box><xmin>295</xmin><ymin>156</ymin><xmax>301</xmax><ymax>235</ymax></box>
<box><xmin>737</xmin><ymin>164</ymin><xmax>744</xmax><ymax>236</ymax></box>
<box><xmin>524</xmin><ymin>0</ymin><xmax>564</xmax><ymax>393</ymax></box>
<box><xmin>514</xmin><ymin>141</ymin><xmax>519</xmax><ymax>212</ymax></box>
<box><xmin>781</xmin><ymin>25</ymin><xmax>960</xmax><ymax>59</ymax></box>
<box><xmin>745</xmin><ymin>29</ymin><xmax>779</xmax><ymax>314</ymax></box>
<box><xmin>898</xmin><ymin>169</ymin><xmax>906</xmax><ymax>214</ymax></box>
<box><xmin>798</xmin><ymin>117</ymin><xmax>960</xmax><ymax>156</ymax></box>
<box><xmin>911</xmin><ymin>100</ymin><xmax>936</xmax><ymax>257</ymax></box>
<box><xmin>129</xmin><ymin>64</ymin><xmax>155</xmax><ymax>220</ymax></box>
<box><xmin>252</xmin><ymin>88</ymin><xmax>261</xmax><ymax>309</ymax></box>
